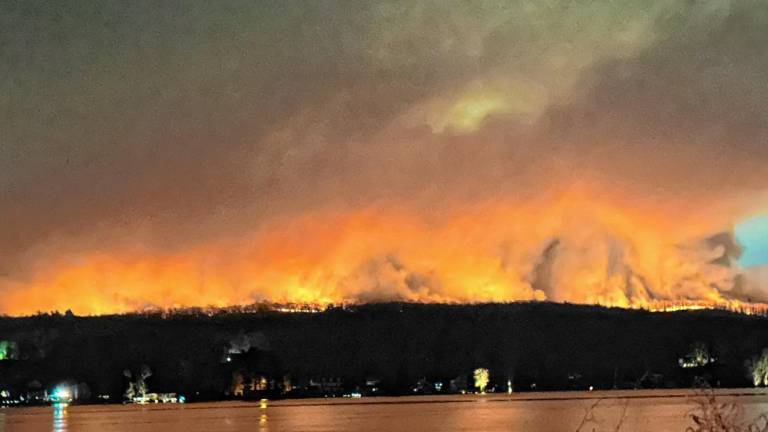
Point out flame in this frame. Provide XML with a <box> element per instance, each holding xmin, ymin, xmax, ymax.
<box><xmin>0</xmin><ymin>186</ymin><xmax>757</xmax><ymax>315</ymax></box>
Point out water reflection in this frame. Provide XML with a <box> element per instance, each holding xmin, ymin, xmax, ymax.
<box><xmin>52</xmin><ymin>403</ymin><xmax>68</xmax><ymax>432</ymax></box>
<box><xmin>259</xmin><ymin>398</ymin><xmax>268</xmax><ymax>430</ymax></box>
<box><xmin>7</xmin><ymin>392</ymin><xmax>760</xmax><ymax>432</ymax></box>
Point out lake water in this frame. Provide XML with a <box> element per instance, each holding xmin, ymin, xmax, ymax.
<box><xmin>4</xmin><ymin>389</ymin><xmax>768</xmax><ymax>432</ymax></box>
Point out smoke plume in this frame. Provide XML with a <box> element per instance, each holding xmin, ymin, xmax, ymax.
<box><xmin>1</xmin><ymin>1</ymin><xmax>767</xmax><ymax>314</ymax></box>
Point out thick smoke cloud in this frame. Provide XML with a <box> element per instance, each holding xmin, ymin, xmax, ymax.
<box><xmin>541</xmin><ymin>0</ymin><xmax>768</xmax><ymax>200</ymax></box>
<box><xmin>1</xmin><ymin>0</ymin><xmax>767</xmax><ymax>314</ymax></box>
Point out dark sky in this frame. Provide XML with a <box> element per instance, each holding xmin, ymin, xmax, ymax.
<box><xmin>2</xmin><ymin>1</ymin><xmax>767</xmax><ymax>314</ymax></box>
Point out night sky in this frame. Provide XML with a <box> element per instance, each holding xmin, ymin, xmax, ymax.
<box><xmin>2</xmin><ymin>1</ymin><xmax>767</xmax><ymax>315</ymax></box>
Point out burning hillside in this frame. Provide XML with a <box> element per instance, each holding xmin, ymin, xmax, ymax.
<box><xmin>2</xmin><ymin>186</ymin><xmax>764</xmax><ymax>316</ymax></box>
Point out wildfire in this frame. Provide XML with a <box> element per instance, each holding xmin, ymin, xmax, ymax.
<box><xmin>610</xmin><ymin>299</ymin><xmax>768</xmax><ymax>316</ymax></box>
<box><xmin>0</xmin><ymin>186</ymin><xmax>760</xmax><ymax>316</ymax></box>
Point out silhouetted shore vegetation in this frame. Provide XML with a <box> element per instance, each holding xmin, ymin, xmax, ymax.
<box><xmin>1</xmin><ymin>302</ymin><xmax>768</xmax><ymax>405</ymax></box>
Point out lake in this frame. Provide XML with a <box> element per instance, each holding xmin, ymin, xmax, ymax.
<box><xmin>4</xmin><ymin>389</ymin><xmax>768</xmax><ymax>431</ymax></box>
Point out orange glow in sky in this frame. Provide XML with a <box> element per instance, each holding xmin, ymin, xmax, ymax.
<box><xmin>0</xmin><ymin>186</ymin><xmax>749</xmax><ymax>316</ymax></box>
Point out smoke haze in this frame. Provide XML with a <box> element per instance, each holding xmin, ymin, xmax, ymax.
<box><xmin>2</xmin><ymin>0</ymin><xmax>767</xmax><ymax>314</ymax></box>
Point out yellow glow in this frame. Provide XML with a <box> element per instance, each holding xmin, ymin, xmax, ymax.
<box><xmin>474</xmin><ymin>368</ymin><xmax>489</xmax><ymax>393</ymax></box>
<box><xmin>446</xmin><ymin>94</ymin><xmax>508</xmax><ymax>131</ymax></box>
<box><xmin>421</xmin><ymin>79</ymin><xmax>547</xmax><ymax>133</ymax></box>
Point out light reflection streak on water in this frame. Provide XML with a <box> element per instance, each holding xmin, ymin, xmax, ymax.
<box><xmin>52</xmin><ymin>403</ymin><xmax>67</xmax><ymax>432</ymax></box>
<box><xmin>260</xmin><ymin>398</ymin><xmax>268</xmax><ymax>430</ymax></box>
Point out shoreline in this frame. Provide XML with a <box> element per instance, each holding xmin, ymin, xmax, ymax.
<box><xmin>6</xmin><ymin>387</ymin><xmax>768</xmax><ymax>411</ymax></box>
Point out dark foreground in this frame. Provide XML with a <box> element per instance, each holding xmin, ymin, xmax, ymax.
<box><xmin>2</xmin><ymin>302</ymin><xmax>768</xmax><ymax>403</ymax></box>
<box><xmin>6</xmin><ymin>389</ymin><xmax>768</xmax><ymax>432</ymax></box>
